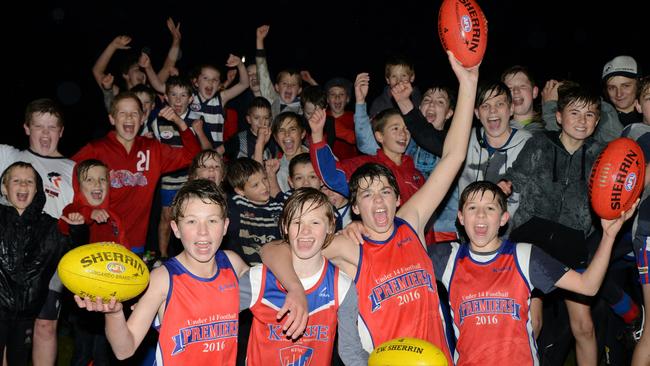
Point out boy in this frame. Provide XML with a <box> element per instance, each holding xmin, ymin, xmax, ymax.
<box><xmin>310</xmin><ymin>103</ymin><xmax>424</xmax><ymax>205</ymax></box>
<box><xmin>149</xmin><ymin>76</ymin><xmax>211</xmax><ymax>258</ymax></box>
<box><xmin>59</xmin><ymin>159</ymin><xmax>124</xmax><ymax>245</ymax></box>
<box><xmin>225</xmin><ymin>157</ymin><xmax>286</xmax><ymax>266</ymax></box>
<box><xmin>190</xmin><ymin>54</ymin><xmax>249</xmax><ymax>150</ymax></box>
<box><xmin>459</xmin><ymin>81</ymin><xmax>532</xmax><ymax>217</ymax></box>
<box><xmin>223</xmin><ymin>96</ymin><xmax>275</xmax><ymax>161</ymax></box>
<box><xmin>255</xmin><ymin>25</ymin><xmax>303</xmax><ymax>118</ymax></box>
<box><xmin>501</xmin><ymin>65</ymin><xmax>545</xmax><ymax>132</ymax></box>
<box><xmin>324</xmin><ymin>77</ymin><xmax>358</xmax><ymax>159</ymax></box>
<box><xmin>429</xmin><ymin>181</ymin><xmax>635</xmax><ymax>365</ymax></box>
<box><xmin>368</xmin><ymin>56</ymin><xmax>422</xmax><ymax>118</ymax></box>
<box><xmin>242</xmin><ymin>188</ymin><xmax>366</xmax><ymax>365</ymax></box>
<box><xmin>602</xmin><ymin>55</ymin><xmax>643</xmax><ymax>126</ymax></box>
<box><xmin>272</xmin><ymin>111</ymin><xmax>310</xmax><ymax>193</ymax></box>
<box><xmin>0</xmin><ymin>162</ymin><xmax>70</xmax><ymax>366</ymax></box>
<box><xmin>262</xmin><ymin>52</ymin><xmax>478</xmax><ymax>364</ymax></box>
<box><xmin>301</xmin><ymin>85</ymin><xmax>337</xmax><ymax>148</ymax></box>
<box><xmin>188</xmin><ymin>149</ymin><xmax>225</xmax><ymax>186</ymax></box>
<box><xmin>73</xmin><ymin>91</ymin><xmax>201</xmax><ymax>253</ymax></box>
<box><xmin>0</xmin><ymin>98</ymin><xmax>75</xmax><ymax>366</ymax></box>
<box><xmin>499</xmin><ymin>82</ymin><xmax>606</xmax><ymax>364</ymax></box>
<box><xmin>75</xmin><ymin>180</ymin><xmax>306</xmax><ymax>365</ymax></box>
<box><xmin>58</xmin><ymin>159</ymin><xmax>120</xmax><ymax>366</ymax></box>
<box><xmin>288</xmin><ymin>153</ymin><xmax>322</xmax><ymax>191</ymax></box>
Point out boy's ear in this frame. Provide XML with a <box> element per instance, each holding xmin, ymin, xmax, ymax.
<box><xmin>170</xmin><ymin>220</ymin><xmax>181</xmax><ymax>239</ymax></box>
<box><xmin>234</xmin><ymin>186</ymin><xmax>246</xmax><ymax>197</ymax></box>
<box><xmin>499</xmin><ymin>211</ymin><xmax>510</xmax><ymax>227</ymax></box>
<box><xmin>352</xmin><ymin>203</ymin><xmax>360</xmax><ymax>216</ymax></box>
<box><xmin>1</xmin><ymin>183</ymin><xmax>7</xmax><ymax>197</ymax></box>
<box><xmin>457</xmin><ymin>211</ymin><xmax>464</xmax><ymax>226</ymax></box>
<box><xmin>274</xmin><ymin>83</ymin><xmax>280</xmax><ymax>94</ymax></box>
<box><xmin>555</xmin><ymin>110</ymin><xmax>563</xmax><ymax>126</ymax></box>
<box><xmin>108</xmin><ymin>114</ymin><xmax>117</xmax><ymax>126</ymax></box>
<box><xmin>300</xmin><ymin>129</ymin><xmax>306</xmax><ymax>140</ymax></box>
<box><xmin>288</xmin><ymin>177</ymin><xmax>295</xmax><ymax>189</ymax></box>
<box><xmin>474</xmin><ymin>108</ymin><xmax>480</xmax><ymax>120</ymax></box>
<box><xmin>374</xmin><ymin>130</ymin><xmax>384</xmax><ymax>145</ymax></box>
<box><xmin>532</xmin><ymin>86</ymin><xmax>539</xmax><ymax>99</ymax></box>
<box><xmin>636</xmin><ymin>100</ymin><xmax>642</xmax><ymax>114</ymax></box>
<box><xmin>445</xmin><ymin>109</ymin><xmax>454</xmax><ymax>121</ymax></box>
<box><xmin>23</xmin><ymin>123</ymin><xmax>30</xmax><ymax>136</ymax></box>
<box><xmin>221</xmin><ymin>217</ymin><xmax>230</xmax><ymax>236</ymax></box>
<box><xmin>409</xmin><ymin>73</ymin><xmax>415</xmax><ymax>83</ymax></box>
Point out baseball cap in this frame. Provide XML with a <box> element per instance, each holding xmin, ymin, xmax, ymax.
<box><xmin>602</xmin><ymin>55</ymin><xmax>640</xmax><ymax>81</ymax></box>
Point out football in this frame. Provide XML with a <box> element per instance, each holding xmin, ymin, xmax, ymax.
<box><xmin>368</xmin><ymin>337</ymin><xmax>448</xmax><ymax>366</ymax></box>
<box><xmin>58</xmin><ymin>242</ymin><xmax>150</xmax><ymax>302</ymax></box>
<box><xmin>589</xmin><ymin>137</ymin><xmax>645</xmax><ymax>220</ymax></box>
<box><xmin>437</xmin><ymin>0</ymin><xmax>488</xmax><ymax>67</ymax></box>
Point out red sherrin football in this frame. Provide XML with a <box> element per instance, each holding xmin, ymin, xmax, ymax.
<box><xmin>589</xmin><ymin>137</ymin><xmax>645</xmax><ymax>220</ymax></box>
<box><xmin>437</xmin><ymin>0</ymin><xmax>488</xmax><ymax>67</ymax></box>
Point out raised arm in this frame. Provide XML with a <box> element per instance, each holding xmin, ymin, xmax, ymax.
<box><xmin>353</xmin><ymin>73</ymin><xmax>380</xmax><ymax>155</ymax></box>
<box><xmin>255</xmin><ymin>25</ymin><xmax>276</xmax><ymax>102</ymax></box>
<box><xmin>393</xmin><ymin>82</ymin><xmax>446</xmax><ymax>156</ymax></box>
<box><xmin>221</xmin><ymin>54</ymin><xmax>250</xmax><ymax>105</ymax></box>
<box><xmin>139</xmin><ymin>52</ymin><xmax>165</xmax><ymax>93</ymax></box>
<box><xmin>308</xmin><ymin>108</ymin><xmax>351</xmax><ymax>197</ymax></box>
<box><xmin>92</xmin><ymin>35</ymin><xmax>131</xmax><ymax>92</ymax></box>
<box><xmin>157</xmin><ymin>17</ymin><xmax>182</xmax><ymax>83</ymax></box>
<box><xmin>398</xmin><ymin>51</ymin><xmax>479</xmax><ymax>234</ymax></box>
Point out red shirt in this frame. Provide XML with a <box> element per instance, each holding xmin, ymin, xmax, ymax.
<box><xmin>72</xmin><ymin>129</ymin><xmax>200</xmax><ymax>251</ymax></box>
<box><xmin>328</xmin><ymin>111</ymin><xmax>358</xmax><ymax>160</ymax></box>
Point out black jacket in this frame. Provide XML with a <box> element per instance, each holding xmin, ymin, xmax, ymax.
<box><xmin>0</xmin><ymin>172</ymin><xmax>69</xmax><ymax>318</ymax></box>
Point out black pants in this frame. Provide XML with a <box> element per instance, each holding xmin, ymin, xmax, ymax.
<box><xmin>0</xmin><ymin>315</ymin><xmax>35</xmax><ymax>366</ymax></box>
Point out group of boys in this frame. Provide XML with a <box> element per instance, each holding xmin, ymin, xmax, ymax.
<box><xmin>1</xmin><ymin>16</ymin><xmax>649</xmax><ymax>366</ymax></box>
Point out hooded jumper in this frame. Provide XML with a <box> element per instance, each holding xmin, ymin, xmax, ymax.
<box><xmin>58</xmin><ymin>164</ymin><xmax>127</xmax><ymax>246</ymax></box>
<box><xmin>503</xmin><ymin>131</ymin><xmax>605</xmax><ymax>235</ymax></box>
<box><xmin>0</xmin><ymin>170</ymin><xmax>69</xmax><ymax>317</ymax></box>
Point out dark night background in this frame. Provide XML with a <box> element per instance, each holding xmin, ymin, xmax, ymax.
<box><xmin>4</xmin><ymin>0</ymin><xmax>648</xmax><ymax>156</ymax></box>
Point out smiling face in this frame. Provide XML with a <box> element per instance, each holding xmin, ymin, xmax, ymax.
<box><xmin>165</xmin><ymin>85</ymin><xmax>193</xmax><ymax>116</ymax></box>
<box><xmin>287</xmin><ymin>201</ymin><xmax>331</xmax><ymax>261</ymax></box>
<box><xmin>1</xmin><ymin>166</ymin><xmax>37</xmax><ymax>216</ymax></box>
<box><xmin>606</xmin><ymin>75</ymin><xmax>638</xmax><ymax>113</ymax></box>
<box><xmin>274</xmin><ymin>117</ymin><xmax>306</xmax><ymax>159</ymax></box>
<box><xmin>352</xmin><ymin>176</ymin><xmax>400</xmax><ymax>241</ymax></box>
<box><xmin>556</xmin><ymin>99</ymin><xmax>600</xmax><ymax>147</ymax></box>
<box><xmin>274</xmin><ymin>73</ymin><xmax>302</xmax><ymax>104</ymax></box>
<box><xmin>327</xmin><ymin>86</ymin><xmax>349</xmax><ymax>117</ymax></box>
<box><xmin>171</xmin><ymin>197</ymin><xmax>229</xmax><ymax>263</ymax></box>
<box><xmin>503</xmin><ymin>71</ymin><xmax>538</xmax><ymax>121</ymax></box>
<box><xmin>374</xmin><ymin>114</ymin><xmax>410</xmax><ymax>157</ymax></box>
<box><xmin>475</xmin><ymin>90</ymin><xmax>514</xmax><ymax>146</ymax></box>
<box><xmin>109</xmin><ymin>97</ymin><xmax>144</xmax><ymax>145</ymax></box>
<box><xmin>24</xmin><ymin>112</ymin><xmax>63</xmax><ymax>157</ymax></box>
<box><xmin>195</xmin><ymin>66</ymin><xmax>221</xmax><ymax>100</ymax></box>
<box><xmin>80</xmin><ymin>165</ymin><xmax>109</xmax><ymax>207</ymax></box>
<box><xmin>193</xmin><ymin>156</ymin><xmax>224</xmax><ymax>186</ymax></box>
<box><xmin>419</xmin><ymin>88</ymin><xmax>453</xmax><ymax>130</ymax></box>
<box><xmin>458</xmin><ymin>190</ymin><xmax>509</xmax><ymax>253</ymax></box>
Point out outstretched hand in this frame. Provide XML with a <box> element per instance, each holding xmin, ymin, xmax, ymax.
<box><xmin>307</xmin><ymin>107</ymin><xmax>327</xmax><ymax>143</ymax></box>
<box><xmin>61</xmin><ymin>212</ymin><xmax>85</xmax><ymax>226</ymax></box>
<box><xmin>354</xmin><ymin>73</ymin><xmax>369</xmax><ymax>104</ymax></box>
<box><xmin>341</xmin><ymin>220</ymin><xmax>366</xmax><ymax>246</ymax></box>
<box><xmin>111</xmin><ymin>35</ymin><xmax>132</xmax><ymax>50</ymax></box>
<box><xmin>166</xmin><ymin>17</ymin><xmax>181</xmax><ymax>42</ymax></box>
<box><xmin>74</xmin><ymin>295</ymin><xmax>123</xmax><ymax>314</ymax></box>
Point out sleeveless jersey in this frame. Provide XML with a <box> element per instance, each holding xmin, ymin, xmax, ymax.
<box><xmin>447</xmin><ymin>240</ymin><xmax>536</xmax><ymax>365</ymax></box>
<box><xmin>355</xmin><ymin>217</ymin><xmax>452</xmax><ymax>364</ymax></box>
<box><xmin>190</xmin><ymin>93</ymin><xmax>225</xmax><ymax>147</ymax></box>
<box><xmin>155</xmin><ymin>251</ymin><xmax>239</xmax><ymax>365</ymax></box>
<box><xmin>247</xmin><ymin>261</ymin><xmax>341</xmax><ymax>366</ymax></box>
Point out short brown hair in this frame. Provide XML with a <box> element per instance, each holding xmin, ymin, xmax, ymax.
<box><xmin>75</xmin><ymin>159</ymin><xmax>109</xmax><ymax>182</ymax></box>
<box><xmin>110</xmin><ymin>91</ymin><xmax>143</xmax><ymax>117</ymax></box>
<box><xmin>459</xmin><ymin>181</ymin><xmax>507</xmax><ymax>213</ymax></box>
<box><xmin>226</xmin><ymin>157</ymin><xmax>264</xmax><ymax>191</ymax></box>
<box><xmin>171</xmin><ymin>179</ymin><xmax>227</xmax><ymax>221</ymax></box>
<box><xmin>24</xmin><ymin>98</ymin><xmax>64</xmax><ymax>127</ymax></box>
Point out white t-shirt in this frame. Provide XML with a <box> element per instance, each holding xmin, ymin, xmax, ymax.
<box><xmin>2</xmin><ymin>148</ymin><xmax>75</xmax><ymax>219</ymax></box>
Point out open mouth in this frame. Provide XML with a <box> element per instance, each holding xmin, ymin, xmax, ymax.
<box><xmin>373</xmin><ymin>208</ymin><xmax>389</xmax><ymax>226</ymax></box>
<box><xmin>91</xmin><ymin>190</ymin><xmax>103</xmax><ymax>201</ymax></box>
